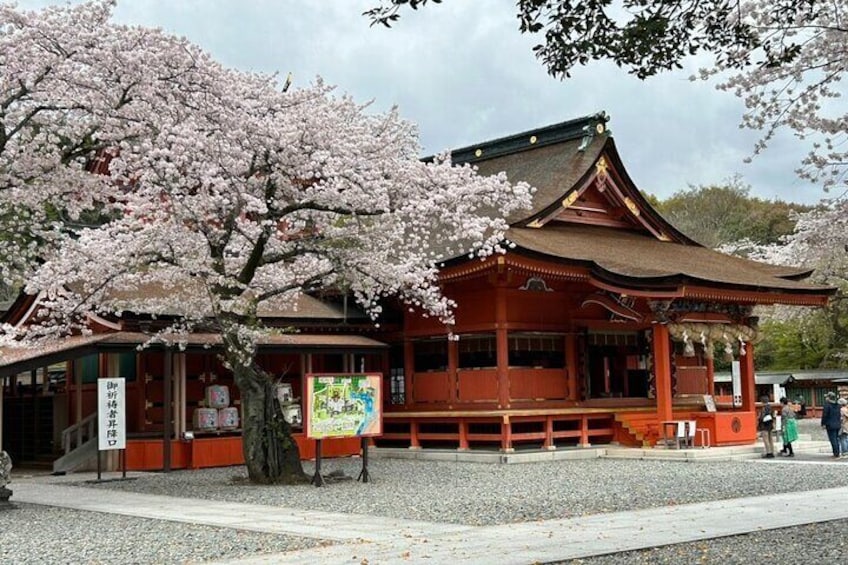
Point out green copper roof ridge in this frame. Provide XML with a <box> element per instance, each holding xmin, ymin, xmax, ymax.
<box><xmin>422</xmin><ymin>111</ymin><xmax>609</xmax><ymax>165</ymax></box>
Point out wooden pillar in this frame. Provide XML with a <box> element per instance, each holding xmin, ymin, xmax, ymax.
<box><xmin>448</xmin><ymin>337</ymin><xmax>458</xmax><ymax>404</ymax></box>
<box><xmin>740</xmin><ymin>342</ymin><xmax>756</xmax><ymax>412</ymax></box>
<box><xmin>496</xmin><ymin>328</ymin><xmax>509</xmax><ymax>408</ymax></box>
<box><xmin>706</xmin><ymin>356</ymin><xmax>715</xmax><ymax>396</ymax></box>
<box><xmin>458</xmin><ymin>419</ymin><xmax>469</xmax><ymax>450</ymax></box>
<box><xmin>163</xmin><ymin>350</ymin><xmax>173</xmax><ymax>473</ymax></box>
<box><xmin>580</xmin><ymin>415</ymin><xmax>590</xmax><ymax>447</ymax></box>
<box><xmin>566</xmin><ymin>333</ymin><xmax>579</xmax><ymax>401</ymax></box>
<box><xmin>501</xmin><ymin>415</ymin><xmax>513</xmax><ymax>452</ymax></box>
<box><xmin>409</xmin><ymin>420</ymin><xmax>420</xmax><ymax>449</ymax></box>
<box><xmin>71</xmin><ymin>359</ymin><xmax>82</xmax><ymax>447</ymax></box>
<box><xmin>30</xmin><ymin>369</ymin><xmax>38</xmax><ymax>456</ymax></box>
<box><xmin>652</xmin><ymin>323</ymin><xmax>673</xmax><ymax>423</ymax></box>
<box><xmin>381</xmin><ymin>349</ymin><xmax>390</xmax><ymax>400</ymax></box>
<box><xmin>404</xmin><ymin>340</ymin><xmax>414</xmax><ymax>407</ymax></box>
<box><xmin>0</xmin><ymin>375</ymin><xmax>4</xmax><ymax>451</ymax></box>
<box><xmin>177</xmin><ymin>353</ymin><xmax>186</xmax><ymax>439</ymax></box>
<box><xmin>544</xmin><ymin>416</ymin><xmax>554</xmax><ymax>450</ymax></box>
<box><xmin>495</xmin><ymin>285</ymin><xmax>509</xmax><ymax>408</ymax></box>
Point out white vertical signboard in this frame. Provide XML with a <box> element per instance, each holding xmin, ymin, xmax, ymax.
<box><xmin>98</xmin><ymin>378</ymin><xmax>126</xmax><ymax>450</ymax></box>
<box><xmin>731</xmin><ymin>360</ymin><xmax>742</xmax><ymax>407</ymax></box>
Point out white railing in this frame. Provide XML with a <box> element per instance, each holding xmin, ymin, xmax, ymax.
<box><xmin>61</xmin><ymin>412</ymin><xmax>97</xmax><ymax>454</ymax></box>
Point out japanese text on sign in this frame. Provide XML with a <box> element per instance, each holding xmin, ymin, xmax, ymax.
<box><xmin>97</xmin><ymin>378</ymin><xmax>126</xmax><ymax>450</ymax></box>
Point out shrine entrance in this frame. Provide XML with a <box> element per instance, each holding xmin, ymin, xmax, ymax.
<box><xmin>585</xmin><ymin>331</ymin><xmax>650</xmax><ymax>400</ymax></box>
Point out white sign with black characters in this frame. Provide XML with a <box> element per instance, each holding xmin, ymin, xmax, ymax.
<box><xmin>98</xmin><ymin>378</ymin><xmax>126</xmax><ymax>451</ymax></box>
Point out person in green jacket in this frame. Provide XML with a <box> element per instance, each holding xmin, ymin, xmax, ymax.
<box><xmin>779</xmin><ymin>397</ymin><xmax>798</xmax><ymax>457</ymax></box>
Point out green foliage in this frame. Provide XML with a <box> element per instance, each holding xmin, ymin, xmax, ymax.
<box><xmin>651</xmin><ymin>177</ymin><xmax>813</xmax><ymax>248</ymax></box>
<box><xmin>365</xmin><ymin>0</ymin><xmax>817</xmax><ymax>79</ymax></box>
<box><xmin>755</xmin><ymin>318</ymin><xmax>832</xmax><ymax>370</ymax></box>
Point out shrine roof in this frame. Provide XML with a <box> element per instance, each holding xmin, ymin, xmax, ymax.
<box><xmin>507</xmin><ymin>224</ymin><xmax>833</xmax><ymax>295</ymax></box>
<box><xmin>435</xmin><ymin>113</ymin><xmax>832</xmax><ymax>300</ymax></box>
<box><xmin>89</xmin><ymin>284</ymin><xmax>367</xmax><ymax>321</ymax></box>
<box><xmin>443</xmin><ymin>113</ymin><xmax>611</xmax><ymax>225</ymax></box>
<box><xmin>0</xmin><ymin>332</ymin><xmax>386</xmax><ymax>377</ymax></box>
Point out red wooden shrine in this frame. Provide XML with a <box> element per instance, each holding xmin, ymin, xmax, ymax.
<box><xmin>375</xmin><ymin>113</ymin><xmax>833</xmax><ymax>452</ymax></box>
<box><xmin>0</xmin><ymin>113</ymin><xmax>835</xmax><ymax>470</ymax></box>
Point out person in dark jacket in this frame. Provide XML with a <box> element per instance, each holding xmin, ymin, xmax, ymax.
<box><xmin>758</xmin><ymin>396</ymin><xmax>775</xmax><ymax>458</ymax></box>
<box><xmin>796</xmin><ymin>397</ymin><xmax>807</xmax><ymax>419</ymax></box>
<box><xmin>821</xmin><ymin>391</ymin><xmax>842</xmax><ymax>458</ymax></box>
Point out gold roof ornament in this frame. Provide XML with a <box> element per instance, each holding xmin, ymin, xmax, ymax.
<box><xmin>595</xmin><ymin>156</ymin><xmax>608</xmax><ymax>178</ymax></box>
<box><xmin>561</xmin><ymin>191</ymin><xmax>580</xmax><ymax>209</ymax></box>
<box><xmin>623</xmin><ymin>196</ymin><xmax>640</xmax><ymax>216</ymax></box>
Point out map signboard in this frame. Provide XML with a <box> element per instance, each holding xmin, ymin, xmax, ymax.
<box><xmin>305</xmin><ymin>374</ymin><xmax>382</xmax><ymax>439</ymax></box>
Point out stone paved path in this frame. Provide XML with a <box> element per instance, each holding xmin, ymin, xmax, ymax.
<box><xmin>12</xmin><ymin>478</ymin><xmax>848</xmax><ymax>564</ymax></box>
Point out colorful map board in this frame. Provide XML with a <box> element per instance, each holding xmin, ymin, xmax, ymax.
<box><xmin>305</xmin><ymin>374</ymin><xmax>382</xmax><ymax>439</ymax></box>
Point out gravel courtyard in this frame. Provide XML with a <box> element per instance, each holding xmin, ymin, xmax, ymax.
<box><xmin>3</xmin><ymin>418</ymin><xmax>847</xmax><ymax>564</ymax></box>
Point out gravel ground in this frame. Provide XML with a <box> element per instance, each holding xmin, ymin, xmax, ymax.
<box><xmin>562</xmin><ymin>519</ymin><xmax>848</xmax><ymax>564</ymax></box>
<box><xmin>69</xmin><ymin>453</ymin><xmax>848</xmax><ymax>527</ymax></box>
<box><xmin>0</xmin><ymin>502</ymin><xmax>327</xmax><ymax>565</ymax></box>
<box><xmin>4</xmin><ymin>418</ymin><xmax>845</xmax><ymax>564</ymax></box>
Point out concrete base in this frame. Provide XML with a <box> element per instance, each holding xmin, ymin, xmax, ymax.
<box><xmin>371</xmin><ymin>446</ymin><xmax>606</xmax><ymax>464</ymax></box>
<box><xmin>372</xmin><ymin>440</ymin><xmax>833</xmax><ymax>464</ymax></box>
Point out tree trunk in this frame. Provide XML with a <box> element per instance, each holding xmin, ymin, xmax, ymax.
<box><xmin>228</xmin><ymin>352</ymin><xmax>307</xmax><ymax>484</ymax></box>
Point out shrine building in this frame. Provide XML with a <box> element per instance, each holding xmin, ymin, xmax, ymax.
<box><xmin>0</xmin><ymin>113</ymin><xmax>835</xmax><ymax>470</ymax></box>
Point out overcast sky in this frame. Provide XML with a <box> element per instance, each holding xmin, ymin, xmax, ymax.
<box><xmin>22</xmin><ymin>0</ymin><xmax>832</xmax><ymax>204</ymax></box>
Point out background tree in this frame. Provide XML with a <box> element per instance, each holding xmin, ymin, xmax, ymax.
<box><xmin>746</xmin><ymin>200</ymin><xmax>848</xmax><ymax>369</ymax></box>
<box><xmin>653</xmin><ymin>176</ymin><xmax>813</xmax><ymax>248</ymax></box>
<box><xmin>1</xmin><ymin>1</ymin><xmax>532</xmax><ymax>483</ymax></box>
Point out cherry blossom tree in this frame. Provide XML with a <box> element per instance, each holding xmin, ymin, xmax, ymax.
<box><xmin>0</xmin><ymin>1</ymin><xmax>532</xmax><ymax>483</ymax></box>
<box><xmin>744</xmin><ymin>200</ymin><xmax>848</xmax><ymax>367</ymax></box>
<box><xmin>698</xmin><ymin>1</ymin><xmax>848</xmax><ymax>190</ymax></box>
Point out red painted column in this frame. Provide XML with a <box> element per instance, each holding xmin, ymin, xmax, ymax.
<box><xmin>740</xmin><ymin>342</ymin><xmax>756</xmax><ymax>412</ymax></box>
<box><xmin>566</xmin><ymin>333</ymin><xmax>579</xmax><ymax>401</ymax></box>
<box><xmin>404</xmin><ymin>340</ymin><xmax>415</xmax><ymax>407</ymax></box>
<box><xmin>458</xmin><ymin>419</ymin><xmax>469</xmax><ymax>450</ymax></box>
<box><xmin>580</xmin><ymin>415</ymin><xmax>590</xmax><ymax>447</ymax></box>
<box><xmin>706</xmin><ymin>356</ymin><xmax>715</xmax><ymax>396</ymax></box>
<box><xmin>495</xmin><ymin>285</ymin><xmax>510</xmax><ymax>409</ymax></box>
<box><xmin>544</xmin><ymin>416</ymin><xmax>554</xmax><ymax>450</ymax></box>
<box><xmin>448</xmin><ymin>337</ymin><xmax>458</xmax><ymax>404</ymax></box>
<box><xmin>501</xmin><ymin>415</ymin><xmax>513</xmax><ymax>451</ymax></box>
<box><xmin>652</xmin><ymin>323</ymin><xmax>673</xmax><ymax>423</ymax></box>
<box><xmin>409</xmin><ymin>420</ymin><xmax>420</xmax><ymax>449</ymax></box>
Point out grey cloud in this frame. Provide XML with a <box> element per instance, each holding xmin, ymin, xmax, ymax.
<box><xmin>20</xmin><ymin>0</ymin><xmax>831</xmax><ymax>205</ymax></box>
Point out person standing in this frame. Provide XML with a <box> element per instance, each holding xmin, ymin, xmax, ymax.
<box><xmin>820</xmin><ymin>391</ymin><xmax>842</xmax><ymax>458</ymax></box>
<box><xmin>758</xmin><ymin>395</ymin><xmax>775</xmax><ymax>459</ymax></box>
<box><xmin>779</xmin><ymin>397</ymin><xmax>797</xmax><ymax>457</ymax></box>
<box><xmin>839</xmin><ymin>397</ymin><xmax>848</xmax><ymax>457</ymax></box>
<box><xmin>796</xmin><ymin>396</ymin><xmax>807</xmax><ymax>419</ymax></box>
